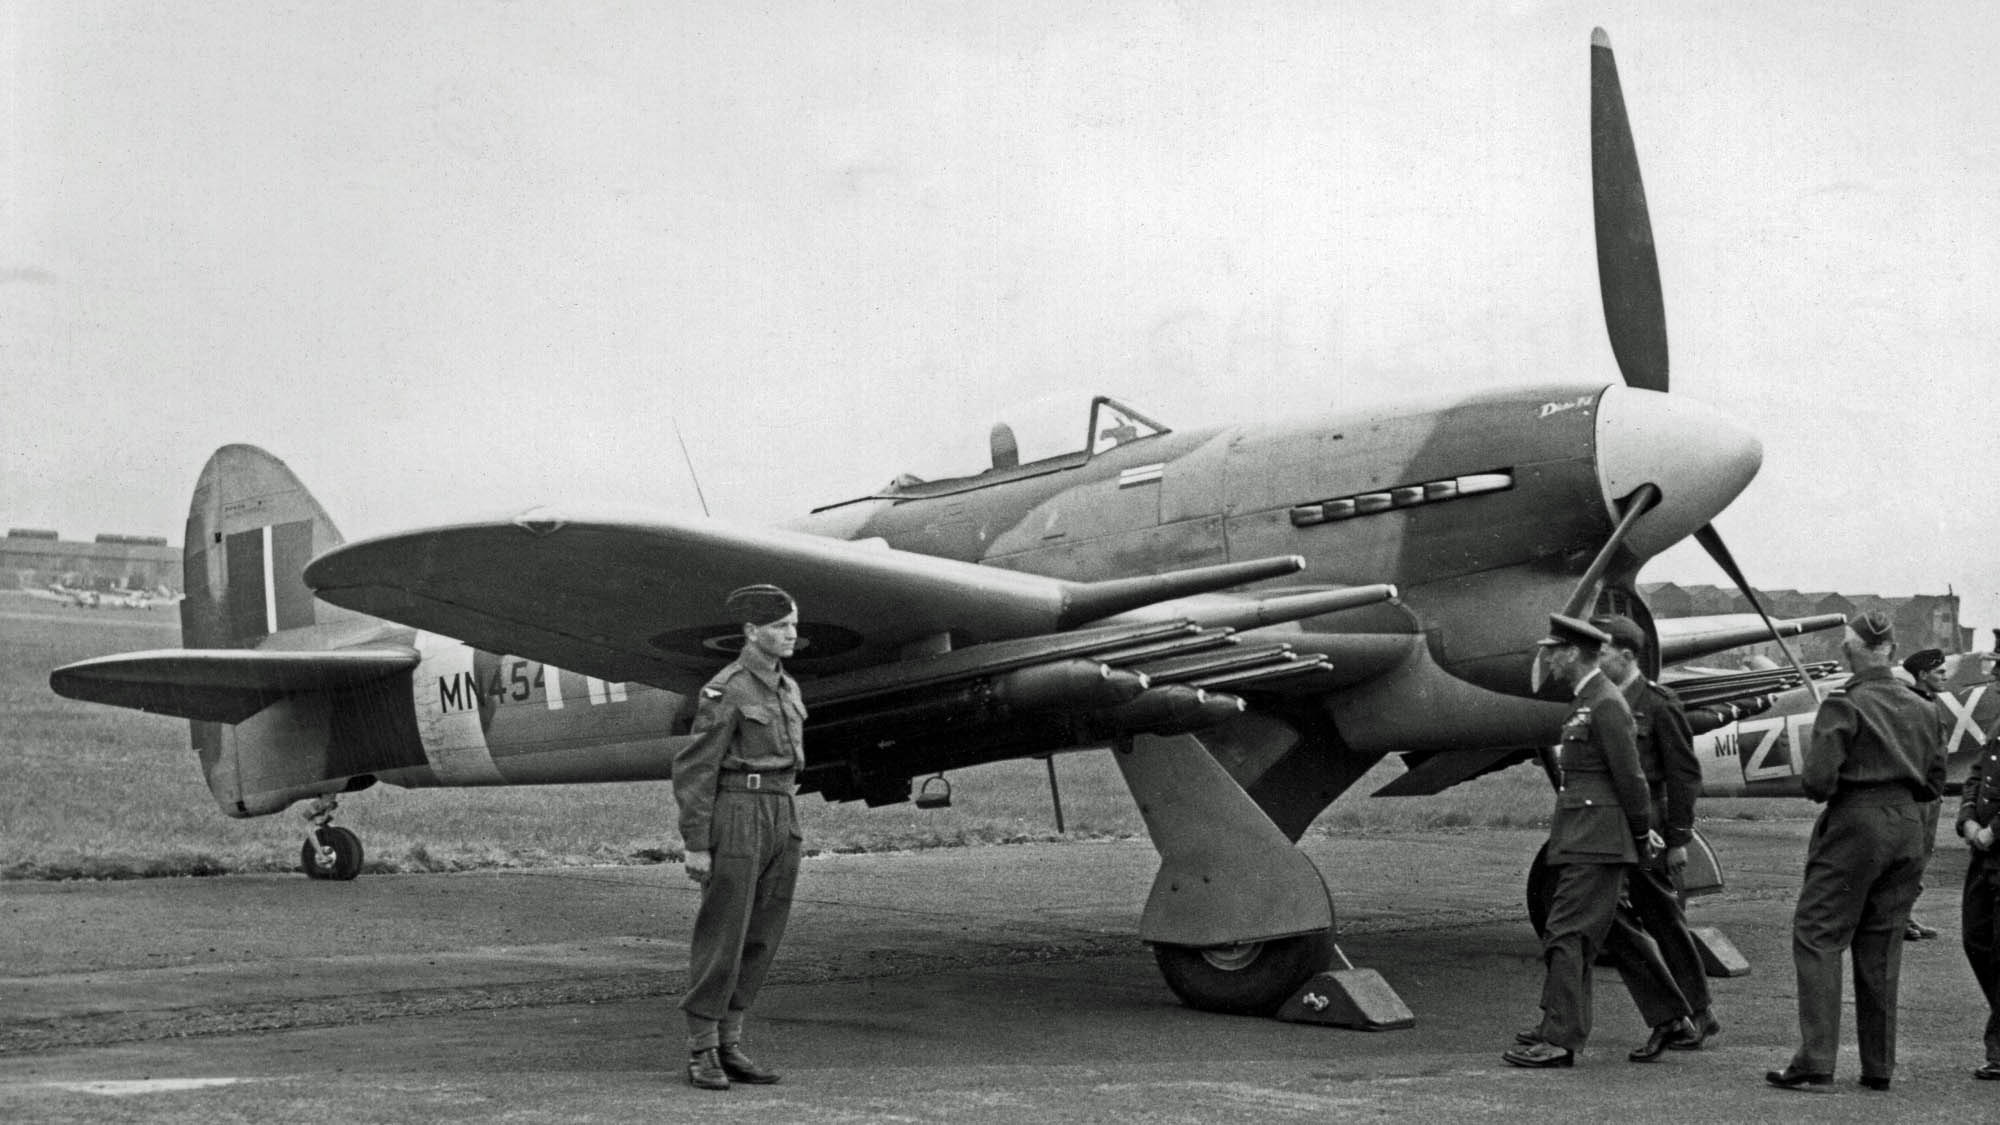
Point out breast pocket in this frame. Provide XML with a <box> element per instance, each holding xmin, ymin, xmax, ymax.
<box><xmin>737</xmin><ymin>703</ymin><xmax>780</xmax><ymax>755</ymax></box>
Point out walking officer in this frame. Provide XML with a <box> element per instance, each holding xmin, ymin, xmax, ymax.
<box><xmin>1765</xmin><ymin>611</ymin><xmax>1946</xmax><ymax>1092</ymax></box>
<box><xmin>674</xmin><ymin>584</ymin><xmax>807</xmax><ymax>1090</ymax></box>
<box><xmin>1591</xmin><ymin>614</ymin><xmax>1719</xmax><ymax>1059</ymax></box>
<box><xmin>1505</xmin><ymin>614</ymin><xmax>1659</xmax><ymax>1068</ymax></box>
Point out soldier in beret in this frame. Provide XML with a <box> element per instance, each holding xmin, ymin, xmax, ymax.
<box><xmin>1902</xmin><ymin>647</ymin><xmax>1951</xmax><ymax>941</ymax></box>
<box><xmin>1766</xmin><ymin>612</ymin><xmax>1946</xmax><ymax>1092</ymax></box>
<box><xmin>1505</xmin><ymin>614</ymin><xmax>1660</xmax><ymax>1068</ymax></box>
<box><xmin>1590</xmin><ymin>613</ymin><xmax>1718</xmax><ymax>1059</ymax></box>
<box><xmin>1956</xmin><ymin>647</ymin><xmax>2000</xmax><ymax>1081</ymax></box>
<box><xmin>673</xmin><ymin>585</ymin><xmax>807</xmax><ymax>1090</ymax></box>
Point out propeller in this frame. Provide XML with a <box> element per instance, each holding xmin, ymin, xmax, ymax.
<box><xmin>1695</xmin><ymin>525</ymin><xmax>1824</xmax><ymax>703</ymax></box>
<box><xmin>1560</xmin><ymin>483</ymin><xmax>1659</xmax><ymax>619</ymax></box>
<box><xmin>1591</xmin><ymin>28</ymin><xmax>1668</xmax><ymax>393</ymax></box>
<box><xmin>1590</xmin><ymin>30</ymin><xmax>1813</xmax><ymax>696</ymax></box>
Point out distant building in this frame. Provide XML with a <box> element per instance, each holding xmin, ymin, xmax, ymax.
<box><xmin>1</xmin><ymin>528</ymin><xmax>181</xmax><ymax>593</ymax></box>
<box><xmin>1644</xmin><ymin>583</ymin><xmax>1964</xmax><ymax>666</ymax></box>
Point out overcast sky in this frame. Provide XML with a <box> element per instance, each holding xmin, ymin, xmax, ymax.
<box><xmin>5</xmin><ymin>2</ymin><xmax>1997</xmax><ymax>626</ymax></box>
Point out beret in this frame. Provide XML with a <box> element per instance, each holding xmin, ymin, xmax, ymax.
<box><xmin>725</xmin><ymin>584</ymin><xmax>796</xmax><ymax>626</ymax></box>
<box><xmin>1902</xmin><ymin>648</ymin><xmax>1946</xmax><ymax>677</ymax></box>
<box><xmin>1848</xmin><ymin>611</ymin><xmax>1893</xmax><ymax>647</ymax></box>
<box><xmin>1589</xmin><ymin>614</ymin><xmax>1647</xmax><ymax>654</ymax></box>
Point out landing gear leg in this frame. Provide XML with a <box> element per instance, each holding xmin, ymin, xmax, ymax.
<box><xmin>299</xmin><ymin>795</ymin><xmax>364</xmax><ymax>881</ymax></box>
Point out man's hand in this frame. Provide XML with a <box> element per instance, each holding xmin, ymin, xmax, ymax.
<box><xmin>1978</xmin><ymin>825</ymin><xmax>1997</xmax><ymax>852</ymax></box>
<box><xmin>1665</xmin><ymin>845</ymin><xmax>1688</xmax><ymax>877</ymax></box>
<box><xmin>1640</xmin><ymin>830</ymin><xmax>1664</xmax><ymax>862</ymax></box>
<box><xmin>684</xmin><ymin>849</ymin><xmax>712</xmax><ymax>884</ymax></box>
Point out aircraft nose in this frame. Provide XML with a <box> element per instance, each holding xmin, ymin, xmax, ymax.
<box><xmin>1594</xmin><ymin>384</ymin><xmax>1762</xmax><ymax>560</ymax></box>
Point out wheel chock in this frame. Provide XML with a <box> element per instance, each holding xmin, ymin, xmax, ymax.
<box><xmin>1690</xmin><ymin>925</ymin><xmax>1751</xmax><ymax>978</ymax></box>
<box><xmin>1275</xmin><ymin>968</ymin><xmax>1414</xmax><ymax>1030</ymax></box>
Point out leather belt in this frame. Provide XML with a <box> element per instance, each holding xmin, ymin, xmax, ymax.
<box><xmin>718</xmin><ymin>771</ymin><xmax>797</xmax><ymax>795</ymax></box>
<box><xmin>1831</xmin><ymin>780</ymin><xmax>1920</xmax><ymax>806</ymax></box>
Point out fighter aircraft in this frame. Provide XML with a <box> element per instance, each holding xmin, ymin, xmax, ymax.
<box><xmin>46</xmin><ymin>582</ymin><xmax>101</xmax><ymax>608</ymax></box>
<box><xmin>51</xmin><ymin>30</ymin><xmax>1827</xmax><ymax>1016</ymax></box>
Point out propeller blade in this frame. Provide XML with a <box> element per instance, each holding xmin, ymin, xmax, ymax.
<box><xmin>1591</xmin><ymin>28</ymin><xmax>1669</xmax><ymax>393</ymax></box>
<box><xmin>1560</xmin><ymin>484</ymin><xmax>1660</xmax><ymax>619</ymax></box>
<box><xmin>1694</xmin><ymin>523</ymin><xmax>1823</xmax><ymax>704</ymax></box>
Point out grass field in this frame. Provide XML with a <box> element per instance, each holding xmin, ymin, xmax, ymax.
<box><xmin>0</xmin><ymin>591</ymin><xmax>1808</xmax><ymax>880</ymax></box>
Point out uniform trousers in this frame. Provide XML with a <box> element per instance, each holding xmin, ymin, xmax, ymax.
<box><xmin>683</xmin><ymin>788</ymin><xmax>802</xmax><ymax>1051</ymax></box>
<box><xmin>1963</xmin><ymin>847</ymin><xmax>2000</xmax><ymax>1064</ymax></box>
<box><xmin>1606</xmin><ymin>860</ymin><xmax>1710</xmax><ymax>1027</ymax></box>
<box><xmin>1788</xmin><ymin>792</ymin><xmax>1926</xmax><ymax>1079</ymax></box>
<box><xmin>1537</xmin><ymin>861</ymin><xmax>1632</xmax><ymax>1050</ymax></box>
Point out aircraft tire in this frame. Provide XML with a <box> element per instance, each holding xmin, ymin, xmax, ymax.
<box><xmin>1151</xmin><ymin>928</ymin><xmax>1334</xmax><ymax>1016</ymax></box>
<box><xmin>300</xmin><ymin>826</ymin><xmax>364</xmax><ymax>881</ymax></box>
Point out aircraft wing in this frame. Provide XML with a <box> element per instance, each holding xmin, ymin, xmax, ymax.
<box><xmin>1655</xmin><ymin>613</ymin><xmax>1846</xmax><ymax>665</ymax></box>
<box><xmin>304</xmin><ymin>506</ymin><xmax>1372</xmax><ymax>693</ymax></box>
<box><xmin>50</xmin><ymin>647</ymin><xmax>419</xmax><ymax>724</ymax></box>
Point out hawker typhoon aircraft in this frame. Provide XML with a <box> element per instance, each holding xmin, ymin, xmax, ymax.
<box><xmin>52</xmin><ymin>30</ymin><xmax>1825</xmax><ymax>1016</ymax></box>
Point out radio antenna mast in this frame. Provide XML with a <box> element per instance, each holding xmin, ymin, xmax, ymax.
<box><xmin>671</xmin><ymin>419</ymin><xmax>712</xmax><ymax>517</ymax></box>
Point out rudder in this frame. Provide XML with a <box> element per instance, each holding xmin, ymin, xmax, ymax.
<box><xmin>181</xmin><ymin>445</ymin><xmax>363</xmax><ymax>650</ymax></box>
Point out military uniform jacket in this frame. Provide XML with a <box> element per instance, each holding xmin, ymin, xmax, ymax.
<box><xmin>1800</xmin><ymin>665</ymin><xmax>1945</xmax><ymax>804</ymax></box>
<box><xmin>1959</xmin><ymin>735</ymin><xmax>2000</xmax><ymax>832</ymax></box>
<box><xmin>671</xmin><ymin>655</ymin><xmax>807</xmax><ymax>853</ymax></box>
<box><xmin>1547</xmin><ymin>670</ymin><xmax>1653</xmax><ymax>865</ymax></box>
<box><xmin>1621</xmin><ymin>676</ymin><xmax>1700</xmax><ymax>849</ymax></box>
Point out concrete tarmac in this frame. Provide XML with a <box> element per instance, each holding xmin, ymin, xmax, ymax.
<box><xmin>1</xmin><ymin>820</ymin><xmax>1993</xmax><ymax>1123</ymax></box>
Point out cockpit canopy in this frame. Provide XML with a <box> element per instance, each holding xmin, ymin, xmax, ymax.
<box><xmin>886</xmin><ymin>395</ymin><xmax>1170</xmax><ymax>492</ymax></box>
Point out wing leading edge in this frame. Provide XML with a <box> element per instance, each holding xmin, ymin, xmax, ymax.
<box><xmin>304</xmin><ymin>507</ymin><xmax>1383</xmax><ymax>692</ymax></box>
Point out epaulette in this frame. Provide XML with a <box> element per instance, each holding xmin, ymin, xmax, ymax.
<box><xmin>1646</xmin><ymin>679</ymin><xmax>1681</xmax><ymax>702</ymax></box>
<box><xmin>699</xmin><ymin>663</ymin><xmax>747</xmax><ymax>700</ymax></box>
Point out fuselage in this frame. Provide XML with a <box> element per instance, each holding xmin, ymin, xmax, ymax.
<box><xmin>1695</xmin><ymin>673</ymin><xmax>1997</xmax><ymax>799</ymax></box>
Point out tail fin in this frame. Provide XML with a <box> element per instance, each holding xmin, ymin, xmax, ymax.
<box><xmin>181</xmin><ymin>445</ymin><xmax>366</xmax><ymax>649</ymax></box>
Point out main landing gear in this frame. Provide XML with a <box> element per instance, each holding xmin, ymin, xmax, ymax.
<box><xmin>1154</xmin><ymin>929</ymin><xmax>1336</xmax><ymax>1016</ymax></box>
<box><xmin>299</xmin><ymin>795</ymin><xmax>364</xmax><ymax>881</ymax></box>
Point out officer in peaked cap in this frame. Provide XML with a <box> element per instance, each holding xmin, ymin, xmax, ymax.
<box><xmin>1767</xmin><ymin>611</ymin><xmax>1946</xmax><ymax>1091</ymax></box>
<box><xmin>673</xmin><ymin>584</ymin><xmax>807</xmax><ymax>1090</ymax></box>
<box><xmin>1505</xmin><ymin>614</ymin><xmax>1660</xmax><ymax>1068</ymax></box>
<box><xmin>1588</xmin><ymin>613</ymin><xmax>1717</xmax><ymax>1060</ymax></box>
<box><xmin>1902</xmin><ymin>647</ymin><xmax>1952</xmax><ymax>941</ymax></box>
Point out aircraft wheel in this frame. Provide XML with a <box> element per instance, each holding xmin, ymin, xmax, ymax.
<box><xmin>300</xmin><ymin>826</ymin><xmax>364</xmax><ymax>881</ymax></box>
<box><xmin>1152</xmin><ymin>928</ymin><xmax>1333</xmax><ymax>1016</ymax></box>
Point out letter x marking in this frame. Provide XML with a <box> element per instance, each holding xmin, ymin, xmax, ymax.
<box><xmin>1939</xmin><ymin>686</ymin><xmax>1989</xmax><ymax>752</ymax></box>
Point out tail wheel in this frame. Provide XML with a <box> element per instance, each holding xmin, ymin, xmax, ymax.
<box><xmin>1152</xmin><ymin>928</ymin><xmax>1334</xmax><ymax>1016</ymax></box>
<box><xmin>301</xmin><ymin>825</ymin><xmax>364</xmax><ymax>881</ymax></box>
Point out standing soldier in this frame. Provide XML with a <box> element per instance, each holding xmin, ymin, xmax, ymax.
<box><xmin>1765</xmin><ymin>612</ymin><xmax>1946</xmax><ymax>1092</ymax></box>
<box><xmin>1591</xmin><ymin>614</ymin><xmax>1719</xmax><ymax>1059</ymax></box>
<box><xmin>1505</xmin><ymin>614</ymin><xmax>1660</xmax><ymax>1069</ymax></box>
<box><xmin>674</xmin><ymin>585</ymin><xmax>807</xmax><ymax>1091</ymax></box>
<box><xmin>1902</xmin><ymin>647</ymin><xmax>1951</xmax><ymax>941</ymax></box>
